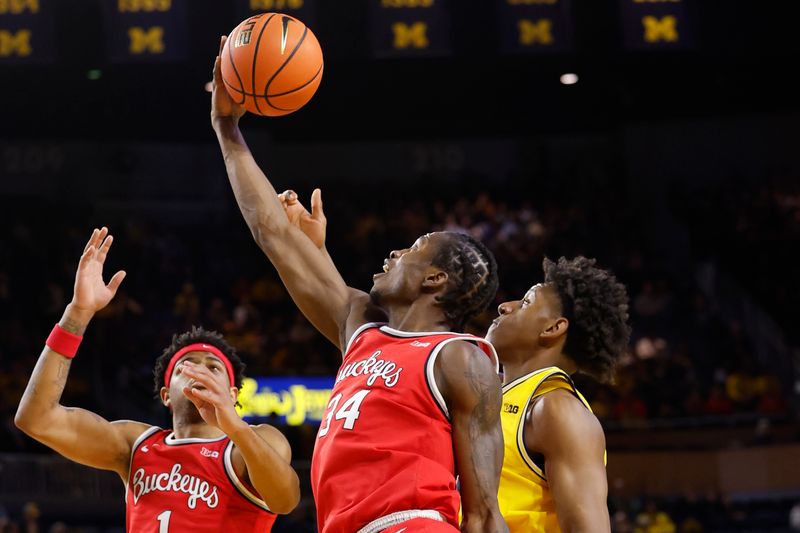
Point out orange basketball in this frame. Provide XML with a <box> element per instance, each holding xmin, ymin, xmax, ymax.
<box><xmin>221</xmin><ymin>13</ymin><xmax>323</xmax><ymax>117</ymax></box>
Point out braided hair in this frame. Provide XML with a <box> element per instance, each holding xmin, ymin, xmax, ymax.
<box><xmin>543</xmin><ymin>256</ymin><xmax>631</xmax><ymax>383</ymax></box>
<box><xmin>430</xmin><ymin>232</ymin><xmax>499</xmax><ymax>332</ymax></box>
<box><xmin>153</xmin><ymin>326</ymin><xmax>246</xmax><ymax>396</ymax></box>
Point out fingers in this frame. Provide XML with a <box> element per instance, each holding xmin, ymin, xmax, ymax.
<box><xmin>219</xmin><ymin>34</ymin><xmax>227</xmax><ymax>55</ymax></box>
<box><xmin>280</xmin><ymin>189</ymin><xmax>298</xmax><ymax>205</ymax></box>
<box><xmin>83</xmin><ymin>228</ymin><xmax>99</xmax><ymax>253</ymax></box>
<box><xmin>96</xmin><ymin>233</ymin><xmax>114</xmax><ymax>264</ymax></box>
<box><xmin>213</xmin><ymin>55</ymin><xmax>223</xmax><ymax>85</ymax></box>
<box><xmin>181</xmin><ymin>363</ymin><xmax>220</xmax><ymax>392</ymax></box>
<box><xmin>107</xmin><ymin>270</ymin><xmax>126</xmax><ymax>293</ymax></box>
<box><xmin>183</xmin><ymin>386</ymin><xmax>213</xmax><ymax>406</ymax></box>
<box><xmin>311</xmin><ymin>188</ymin><xmax>325</xmax><ymax>221</ymax></box>
<box><xmin>78</xmin><ymin>244</ymin><xmax>96</xmax><ymax>268</ymax></box>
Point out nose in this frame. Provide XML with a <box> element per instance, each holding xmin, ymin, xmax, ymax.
<box><xmin>390</xmin><ymin>250</ymin><xmax>401</xmax><ymax>259</ymax></box>
<box><xmin>497</xmin><ymin>301</ymin><xmax>514</xmax><ymax>315</ymax></box>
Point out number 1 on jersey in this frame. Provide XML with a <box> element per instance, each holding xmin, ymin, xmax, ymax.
<box><xmin>157</xmin><ymin>510</ymin><xmax>171</xmax><ymax>532</ymax></box>
<box><xmin>318</xmin><ymin>389</ymin><xmax>371</xmax><ymax>437</ymax></box>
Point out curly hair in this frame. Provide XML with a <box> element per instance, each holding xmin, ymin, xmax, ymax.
<box><xmin>430</xmin><ymin>232</ymin><xmax>499</xmax><ymax>332</ymax></box>
<box><xmin>153</xmin><ymin>326</ymin><xmax>246</xmax><ymax>396</ymax></box>
<box><xmin>543</xmin><ymin>256</ymin><xmax>631</xmax><ymax>383</ymax></box>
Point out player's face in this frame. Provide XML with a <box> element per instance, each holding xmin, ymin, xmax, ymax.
<box><xmin>486</xmin><ymin>284</ymin><xmax>562</xmax><ymax>358</ymax></box>
<box><xmin>370</xmin><ymin>232</ymin><xmax>445</xmax><ymax>305</ymax></box>
<box><xmin>163</xmin><ymin>351</ymin><xmax>232</xmax><ymax>411</ymax></box>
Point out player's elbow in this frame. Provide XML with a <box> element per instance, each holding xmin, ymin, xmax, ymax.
<box><xmin>13</xmin><ymin>405</ymin><xmax>40</xmax><ymax>436</ymax></box>
<box><xmin>267</xmin><ymin>475</ymin><xmax>301</xmax><ymax>515</ymax></box>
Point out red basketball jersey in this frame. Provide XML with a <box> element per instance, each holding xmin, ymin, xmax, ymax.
<box><xmin>125</xmin><ymin>428</ymin><xmax>276</xmax><ymax>532</ymax></box>
<box><xmin>311</xmin><ymin>323</ymin><xmax>499</xmax><ymax>533</ymax></box>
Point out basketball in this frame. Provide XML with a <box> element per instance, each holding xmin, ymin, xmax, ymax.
<box><xmin>221</xmin><ymin>13</ymin><xmax>323</xmax><ymax>117</ymax></box>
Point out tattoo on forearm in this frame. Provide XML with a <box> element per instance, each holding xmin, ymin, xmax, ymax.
<box><xmin>59</xmin><ymin>315</ymin><xmax>88</xmax><ymax>336</ymax></box>
<box><xmin>464</xmin><ymin>359</ymin><xmax>503</xmax><ymax>503</ymax></box>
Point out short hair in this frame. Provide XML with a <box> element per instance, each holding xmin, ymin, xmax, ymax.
<box><xmin>543</xmin><ymin>256</ymin><xmax>631</xmax><ymax>383</ymax></box>
<box><xmin>153</xmin><ymin>326</ymin><xmax>246</xmax><ymax>395</ymax></box>
<box><xmin>431</xmin><ymin>232</ymin><xmax>499</xmax><ymax>332</ymax></box>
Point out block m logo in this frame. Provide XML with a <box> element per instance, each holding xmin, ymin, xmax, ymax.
<box><xmin>392</xmin><ymin>22</ymin><xmax>428</xmax><ymax>49</ymax></box>
<box><xmin>128</xmin><ymin>26</ymin><xmax>165</xmax><ymax>54</ymax></box>
<box><xmin>0</xmin><ymin>29</ymin><xmax>32</xmax><ymax>57</ymax></box>
<box><xmin>642</xmin><ymin>15</ymin><xmax>678</xmax><ymax>43</ymax></box>
<box><xmin>518</xmin><ymin>19</ymin><xmax>554</xmax><ymax>46</ymax></box>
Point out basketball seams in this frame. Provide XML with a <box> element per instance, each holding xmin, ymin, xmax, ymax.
<box><xmin>262</xmin><ymin>23</ymin><xmax>309</xmax><ymax>111</ymax></box>
<box><xmin>225</xmin><ymin>30</ymin><xmax>246</xmax><ymax>105</ymax></box>
<box><xmin>250</xmin><ymin>13</ymin><xmax>277</xmax><ymax>115</ymax></box>
<box><xmin>223</xmin><ymin>64</ymin><xmax>322</xmax><ymax>99</ymax></box>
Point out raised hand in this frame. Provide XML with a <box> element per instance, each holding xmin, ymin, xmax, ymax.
<box><xmin>278</xmin><ymin>188</ymin><xmax>327</xmax><ymax>249</ymax></box>
<box><xmin>181</xmin><ymin>361</ymin><xmax>245</xmax><ymax>436</ymax></box>
<box><xmin>211</xmin><ymin>35</ymin><xmax>246</xmax><ymax>124</ymax></box>
<box><xmin>71</xmin><ymin>227</ymin><xmax>126</xmax><ymax>316</ymax></box>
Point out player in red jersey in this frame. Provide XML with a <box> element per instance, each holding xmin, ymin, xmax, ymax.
<box><xmin>15</xmin><ymin>227</ymin><xmax>300</xmax><ymax>532</ymax></box>
<box><xmin>210</xmin><ymin>36</ymin><xmax>508</xmax><ymax>533</ymax></box>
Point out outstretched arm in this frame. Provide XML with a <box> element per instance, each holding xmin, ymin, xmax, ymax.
<box><xmin>14</xmin><ymin>228</ymin><xmax>148</xmax><ymax>480</ymax></box>
<box><xmin>210</xmin><ymin>36</ymin><xmax>368</xmax><ymax>350</ymax></box>
<box><xmin>436</xmin><ymin>342</ymin><xmax>508</xmax><ymax>533</ymax></box>
<box><xmin>528</xmin><ymin>389</ymin><xmax>610</xmax><ymax>533</ymax></box>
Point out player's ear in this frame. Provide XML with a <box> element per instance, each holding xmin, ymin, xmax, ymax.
<box><xmin>540</xmin><ymin>318</ymin><xmax>568</xmax><ymax>344</ymax></box>
<box><xmin>160</xmin><ymin>387</ymin><xmax>171</xmax><ymax>407</ymax></box>
<box><xmin>229</xmin><ymin>387</ymin><xmax>239</xmax><ymax>404</ymax></box>
<box><xmin>422</xmin><ymin>270</ymin><xmax>448</xmax><ymax>291</ymax></box>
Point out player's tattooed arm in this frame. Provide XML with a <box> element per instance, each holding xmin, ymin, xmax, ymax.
<box><xmin>436</xmin><ymin>341</ymin><xmax>508</xmax><ymax>533</ymax></box>
<box><xmin>15</xmin><ymin>228</ymin><xmax>149</xmax><ymax>480</ymax></box>
<box><xmin>211</xmin><ymin>37</ymin><xmax>374</xmax><ymax>352</ymax></box>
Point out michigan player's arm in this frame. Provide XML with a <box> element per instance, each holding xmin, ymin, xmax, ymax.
<box><xmin>210</xmin><ymin>36</ymin><xmax>379</xmax><ymax>352</ymax></box>
<box><xmin>15</xmin><ymin>228</ymin><xmax>149</xmax><ymax>481</ymax></box>
<box><xmin>528</xmin><ymin>389</ymin><xmax>610</xmax><ymax>533</ymax></box>
<box><xmin>436</xmin><ymin>341</ymin><xmax>508</xmax><ymax>533</ymax></box>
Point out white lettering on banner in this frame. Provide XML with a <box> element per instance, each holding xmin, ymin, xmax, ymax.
<box><xmin>131</xmin><ymin>464</ymin><xmax>219</xmax><ymax>509</ymax></box>
<box><xmin>336</xmin><ymin>350</ymin><xmax>403</xmax><ymax>388</ymax></box>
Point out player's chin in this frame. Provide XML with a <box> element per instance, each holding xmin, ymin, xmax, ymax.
<box><xmin>485</xmin><ymin>322</ymin><xmax>504</xmax><ymax>347</ymax></box>
<box><xmin>369</xmin><ymin>286</ymin><xmax>384</xmax><ymax>307</ymax></box>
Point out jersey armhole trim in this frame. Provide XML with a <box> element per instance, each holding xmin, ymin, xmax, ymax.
<box><xmin>124</xmin><ymin>426</ymin><xmax>162</xmax><ymax>499</ymax></box>
<box><xmin>344</xmin><ymin>322</ymin><xmax>385</xmax><ymax>356</ymax></box>
<box><xmin>516</xmin><ymin>368</ymin><xmax>582</xmax><ymax>482</ymax></box>
<box><xmin>223</xmin><ymin>440</ymin><xmax>274</xmax><ymax>513</ymax></box>
<box><xmin>424</xmin><ymin>336</ymin><xmax>500</xmax><ymax>421</ymax></box>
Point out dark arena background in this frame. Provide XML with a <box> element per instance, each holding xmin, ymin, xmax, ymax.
<box><xmin>2</xmin><ymin>1</ymin><xmax>800</xmax><ymax>532</ymax></box>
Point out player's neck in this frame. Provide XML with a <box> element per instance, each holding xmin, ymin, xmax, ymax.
<box><xmin>501</xmin><ymin>348</ymin><xmax>576</xmax><ymax>385</ymax></box>
<box><xmin>171</xmin><ymin>415</ymin><xmax>225</xmax><ymax>440</ymax></box>
<box><xmin>385</xmin><ymin>299</ymin><xmax>451</xmax><ymax>333</ymax></box>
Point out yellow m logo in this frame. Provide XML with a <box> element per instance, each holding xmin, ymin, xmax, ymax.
<box><xmin>0</xmin><ymin>0</ymin><xmax>39</xmax><ymax>14</ymax></box>
<box><xmin>128</xmin><ymin>26</ymin><xmax>165</xmax><ymax>54</ymax></box>
<box><xmin>642</xmin><ymin>15</ymin><xmax>678</xmax><ymax>42</ymax></box>
<box><xmin>518</xmin><ymin>19</ymin><xmax>554</xmax><ymax>45</ymax></box>
<box><xmin>392</xmin><ymin>22</ymin><xmax>429</xmax><ymax>49</ymax></box>
<box><xmin>0</xmin><ymin>29</ymin><xmax>32</xmax><ymax>57</ymax></box>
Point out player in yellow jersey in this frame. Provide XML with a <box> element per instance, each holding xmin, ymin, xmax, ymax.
<box><xmin>486</xmin><ymin>256</ymin><xmax>631</xmax><ymax>533</ymax></box>
<box><xmin>275</xmin><ymin>190</ymin><xmax>631</xmax><ymax>532</ymax></box>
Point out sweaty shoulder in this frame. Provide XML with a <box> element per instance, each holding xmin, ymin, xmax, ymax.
<box><xmin>526</xmin><ymin>388</ymin><xmax>605</xmax><ymax>459</ymax></box>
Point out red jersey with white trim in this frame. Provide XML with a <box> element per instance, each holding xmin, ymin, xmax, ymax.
<box><xmin>125</xmin><ymin>428</ymin><xmax>276</xmax><ymax>532</ymax></box>
<box><xmin>311</xmin><ymin>323</ymin><xmax>498</xmax><ymax>533</ymax></box>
